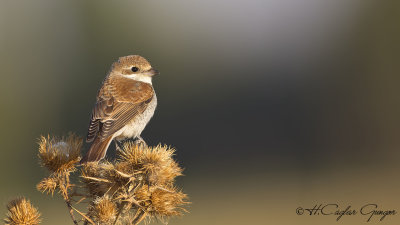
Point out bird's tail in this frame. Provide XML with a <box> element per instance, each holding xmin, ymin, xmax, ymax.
<box><xmin>80</xmin><ymin>136</ymin><xmax>113</xmax><ymax>163</ymax></box>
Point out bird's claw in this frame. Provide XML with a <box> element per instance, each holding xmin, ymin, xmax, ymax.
<box><xmin>134</xmin><ymin>137</ymin><xmax>147</xmax><ymax>148</ymax></box>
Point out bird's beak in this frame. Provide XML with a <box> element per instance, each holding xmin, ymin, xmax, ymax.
<box><xmin>143</xmin><ymin>68</ymin><xmax>159</xmax><ymax>76</ymax></box>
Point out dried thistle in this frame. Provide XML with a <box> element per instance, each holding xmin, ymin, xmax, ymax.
<box><xmin>38</xmin><ymin>134</ymin><xmax>82</xmax><ymax>173</ymax></box>
<box><xmin>81</xmin><ymin>161</ymin><xmax>121</xmax><ymax>197</ymax></box>
<box><xmin>36</xmin><ymin>177</ymin><xmax>57</xmax><ymax>195</ymax></box>
<box><xmin>88</xmin><ymin>196</ymin><xmax>117</xmax><ymax>224</ymax></box>
<box><xmin>116</xmin><ymin>143</ymin><xmax>183</xmax><ymax>185</ymax></box>
<box><xmin>35</xmin><ymin>137</ymin><xmax>188</xmax><ymax>225</ymax></box>
<box><xmin>150</xmin><ymin>188</ymin><xmax>187</xmax><ymax>217</ymax></box>
<box><xmin>136</xmin><ymin>185</ymin><xmax>188</xmax><ymax>218</ymax></box>
<box><xmin>79</xmin><ymin>142</ymin><xmax>189</xmax><ymax>224</ymax></box>
<box><xmin>4</xmin><ymin>197</ymin><xmax>41</xmax><ymax>225</ymax></box>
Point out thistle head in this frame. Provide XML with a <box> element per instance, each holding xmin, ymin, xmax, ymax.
<box><xmin>38</xmin><ymin>134</ymin><xmax>82</xmax><ymax>173</ymax></box>
<box><xmin>116</xmin><ymin>143</ymin><xmax>183</xmax><ymax>186</ymax></box>
<box><xmin>88</xmin><ymin>195</ymin><xmax>117</xmax><ymax>224</ymax></box>
<box><xmin>4</xmin><ymin>197</ymin><xmax>41</xmax><ymax>225</ymax></box>
<box><xmin>135</xmin><ymin>185</ymin><xmax>188</xmax><ymax>219</ymax></box>
<box><xmin>36</xmin><ymin>177</ymin><xmax>57</xmax><ymax>195</ymax></box>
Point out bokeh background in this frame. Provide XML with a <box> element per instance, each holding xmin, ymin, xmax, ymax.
<box><xmin>1</xmin><ymin>0</ymin><xmax>399</xmax><ymax>224</ymax></box>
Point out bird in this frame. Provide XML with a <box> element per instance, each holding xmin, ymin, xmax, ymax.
<box><xmin>81</xmin><ymin>55</ymin><xmax>158</xmax><ymax>163</ymax></box>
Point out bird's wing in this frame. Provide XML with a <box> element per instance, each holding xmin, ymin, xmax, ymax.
<box><xmin>86</xmin><ymin>77</ymin><xmax>154</xmax><ymax>142</ymax></box>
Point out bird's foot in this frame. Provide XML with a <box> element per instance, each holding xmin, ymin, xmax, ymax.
<box><xmin>114</xmin><ymin>140</ymin><xmax>124</xmax><ymax>152</ymax></box>
<box><xmin>134</xmin><ymin>137</ymin><xmax>147</xmax><ymax>148</ymax></box>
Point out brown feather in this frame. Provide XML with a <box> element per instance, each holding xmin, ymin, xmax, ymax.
<box><xmin>81</xmin><ymin>135</ymin><xmax>114</xmax><ymax>163</ymax></box>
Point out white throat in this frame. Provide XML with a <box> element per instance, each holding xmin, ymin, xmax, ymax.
<box><xmin>123</xmin><ymin>74</ymin><xmax>152</xmax><ymax>84</ymax></box>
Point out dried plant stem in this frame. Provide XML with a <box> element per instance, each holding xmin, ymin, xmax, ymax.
<box><xmin>112</xmin><ymin>203</ymin><xmax>125</xmax><ymax>225</ymax></box>
<box><xmin>113</xmin><ymin>182</ymin><xmax>140</xmax><ymax>225</ymax></box>
<box><xmin>61</xmin><ymin>174</ymin><xmax>79</xmax><ymax>225</ymax></box>
<box><xmin>131</xmin><ymin>209</ymin><xmax>147</xmax><ymax>225</ymax></box>
<box><xmin>65</xmin><ymin>199</ymin><xmax>79</xmax><ymax>225</ymax></box>
<box><xmin>71</xmin><ymin>206</ymin><xmax>95</xmax><ymax>225</ymax></box>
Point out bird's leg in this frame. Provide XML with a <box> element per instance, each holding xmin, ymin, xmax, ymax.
<box><xmin>114</xmin><ymin>139</ymin><xmax>123</xmax><ymax>152</ymax></box>
<box><xmin>134</xmin><ymin>136</ymin><xmax>147</xmax><ymax>147</ymax></box>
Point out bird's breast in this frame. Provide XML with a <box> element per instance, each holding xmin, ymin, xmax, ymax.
<box><xmin>115</xmin><ymin>94</ymin><xmax>157</xmax><ymax>140</ymax></box>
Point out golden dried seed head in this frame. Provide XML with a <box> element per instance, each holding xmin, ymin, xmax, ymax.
<box><xmin>134</xmin><ymin>185</ymin><xmax>151</xmax><ymax>204</ymax></box>
<box><xmin>38</xmin><ymin>134</ymin><xmax>82</xmax><ymax>173</ymax></box>
<box><xmin>81</xmin><ymin>162</ymin><xmax>119</xmax><ymax>197</ymax></box>
<box><xmin>89</xmin><ymin>196</ymin><xmax>117</xmax><ymax>224</ymax></box>
<box><xmin>149</xmin><ymin>186</ymin><xmax>188</xmax><ymax>217</ymax></box>
<box><xmin>4</xmin><ymin>197</ymin><xmax>41</xmax><ymax>225</ymax></box>
<box><xmin>117</xmin><ymin>143</ymin><xmax>183</xmax><ymax>185</ymax></box>
<box><xmin>36</xmin><ymin>177</ymin><xmax>57</xmax><ymax>195</ymax></box>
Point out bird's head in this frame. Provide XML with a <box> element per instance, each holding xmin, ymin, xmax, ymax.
<box><xmin>111</xmin><ymin>55</ymin><xmax>159</xmax><ymax>84</ymax></box>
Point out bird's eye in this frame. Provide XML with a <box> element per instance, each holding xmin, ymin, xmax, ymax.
<box><xmin>131</xmin><ymin>67</ymin><xmax>139</xmax><ymax>72</ymax></box>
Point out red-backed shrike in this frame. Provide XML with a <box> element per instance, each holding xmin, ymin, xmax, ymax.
<box><xmin>81</xmin><ymin>55</ymin><xmax>158</xmax><ymax>163</ymax></box>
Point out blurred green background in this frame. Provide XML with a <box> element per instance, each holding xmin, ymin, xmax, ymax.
<box><xmin>1</xmin><ymin>0</ymin><xmax>400</xmax><ymax>224</ymax></box>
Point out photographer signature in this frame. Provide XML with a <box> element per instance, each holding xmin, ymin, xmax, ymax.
<box><xmin>296</xmin><ymin>204</ymin><xmax>396</xmax><ymax>222</ymax></box>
